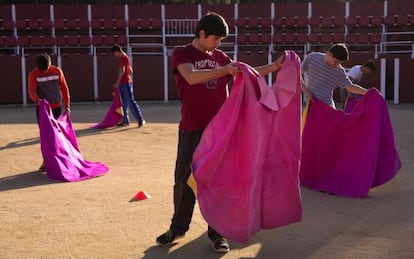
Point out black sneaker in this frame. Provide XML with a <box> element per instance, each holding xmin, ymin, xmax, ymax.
<box><xmin>117</xmin><ymin>122</ymin><xmax>130</xmax><ymax>127</ymax></box>
<box><xmin>138</xmin><ymin>120</ymin><xmax>146</xmax><ymax>128</ymax></box>
<box><xmin>156</xmin><ymin>230</ymin><xmax>184</xmax><ymax>246</ymax></box>
<box><xmin>212</xmin><ymin>237</ymin><xmax>230</xmax><ymax>253</ymax></box>
<box><xmin>39</xmin><ymin>162</ymin><xmax>46</xmax><ymax>171</ymax></box>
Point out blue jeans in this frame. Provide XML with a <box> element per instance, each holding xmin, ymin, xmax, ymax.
<box><xmin>119</xmin><ymin>83</ymin><xmax>144</xmax><ymax>124</ymax></box>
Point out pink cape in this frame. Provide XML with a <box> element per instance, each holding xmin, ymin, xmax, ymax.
<box><xmin>192</xmin><ymin>50</ymin><xmax>302</xmax><ymax>243</ymax></box>
<box><xmin>39</xmin><ymin>100</ymin><xmax>109</xmax><ymax>181</ymax></box>
<box><xmin>300</xmin><ymin>89</ymin><xmax>401</xmax><ymax>198</ymax></box>
<box><xmin>91</xmin><ymin>88</ymin><xmax>123</xmax><ymax>129</ymax></box>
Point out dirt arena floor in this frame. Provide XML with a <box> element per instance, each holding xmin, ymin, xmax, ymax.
<box><xmin>1</xmin><ymin>101</ymin><xmax>413</xmax><ymax>259</ymax></box>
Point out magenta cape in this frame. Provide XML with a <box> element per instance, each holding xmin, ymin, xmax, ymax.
<box><xmin>192</xmin><ymin>50</ymin><xmax>302</xmax><ymax>243</ymax></box>
<box><xmin>39</xmin><ymin>100</ymin><xmax>109</xmax><ymax>181</ymax></box>
<box><xmin>91</xmin><ymin>88</ymin><xmax>123</xmax><ymax>129</ymax></box>
<box><xmin>300</xmin><ymin>89</ymin><xmax>401</xmax><ymax>198</ymax></box>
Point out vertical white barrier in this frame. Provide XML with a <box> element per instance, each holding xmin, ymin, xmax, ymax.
<box><xmin>162</xmin><ymin>5</ymin><xmax>168</xmax><ymax>103</ymax></box>
<box><xmin>93</xmin><ymin>48</ymin><xmax>98</xmax><ymax>100</ymax></box>
<box><xmin>197</xmin><ymin>4</ymin><xmax>202</xmax><ymax>19</ymax></box>
<box><xmin>393</xmin><ymin>58</ymin><xmax>399</xmax><ymax>104</ymax></box>
<box><xmin>380</xmin><ymin>58</ymin><xmax>386</xmax><ymax>98</ymax></box>
<box><xmin>268</xmin><ymin>2</ymin><xmax>275</xmax><ymax>85</ymax></box>
<box><xmin>21</xmin><ymin>51</ymin><xmax>27</xmax><ymax>107</ymax></box>
<box><xmin>87</xmin><ymin>5</ymin><xmax>92</xmax><ymax>37</ymax></box>
<box><xmin>233</xmin><ymin>3</ymin><xmax>238</xmax><ymax>61</ymax></box>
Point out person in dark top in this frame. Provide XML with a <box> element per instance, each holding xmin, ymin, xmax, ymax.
<box><xmin>28</xmin><ymin>53</ymin><xmax>71</xmax><ymax>170</ymax></box>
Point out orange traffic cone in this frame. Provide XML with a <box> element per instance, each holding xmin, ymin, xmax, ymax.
<box><xmin>130</xmin><ymin>190</ymin><xmax>151</xmax><ymax>202</ymax></box>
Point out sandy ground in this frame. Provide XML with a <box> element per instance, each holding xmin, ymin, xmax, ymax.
<box><xmin>0</xmin><ymin>101</ymin><xmax>413</xmax><ymax>259</ymax></box>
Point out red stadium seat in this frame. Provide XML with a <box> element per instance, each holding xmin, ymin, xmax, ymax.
<box><xmin>91</xmin><ymin>19</ymin><xmax>102</xmax><ymax>29</ymax></box>
<box><xmin>296</xmin><ymin>32</ymin><xmax>308</xmax><ymax>43</ymax></box>
<box><xmin>40</xmin><ymin>20</ymin><xmax>52</xmax><ymax>30</ymax></box>
<box><xmin>4</xmin><ymin>36</ymin><xmax>17</xmax><ymax>47</ymax></box>
<box><xmin>42</xmin><ymin>36</ymin><xmax>55</xmax><ymax>46</ymax></box>
<box><xmin>397</xmin><ymin>15</ymin><xmax>410</xmax><ymax>26</ymax></box>
<box><xmin>371</xmin><ymin>16</ymin><xmax>383</xmax><ymax>27</ymax></box>
<box><xmin>237</xmin><ymin>34</ymin><xmax>248</xmax><ymax>44</ymax></box>
<box><xmin>67</xmin><ymin>35</ymin><xmax>79</xmax><ymax>46</ymax></box>
<box><xmin>1</xmin><ymin>20</ymin><xmax>14</xmax><ymax>30</ymax></box>
<box><xmin>17</xmin><ymin>36</ymin><xmax>30</xmax><ymax>47</ymax></box>
<box><xmin>103</xmin><ymin>35</ymin><xmax>115</xmax><ymax>45</ymax></box>
<box><xmin>357</xmin><ymin>33</ymin><xmax>369</xmax><ymax>44</ymax></box>
<box><xmin>249</xmin><ymin>33</ymin><xmax>260</xmax><ymax>44</ymax></box>
<box><xmin>78</xmin><ymin>20</ymin><xmax>89</xmax><ymax>30</ymax></box>
<box><xmin>16</xmin><ymin>20</ymin><xmax>27</xmax><ymax>30</ymax></box>
<box><xmin>151</xmin><ymin>19</ymin><xmax>163</xmax><ymax>29</ymax></box>
<box><xmin>346</xmin><ymin>16</ymin><xmax>358</xmax><ymax>27</ymax></box>
<box><xmin>236</xmin><ymin>18</ymin><xmax>248</xmax><ymax>28</ymax></box>
<box><xmin>284</xmin><ymin>17</ymin><xmax>296</xmax><ymax>27</ymax></box>
<box><xmin>55</xmin><ymin>36</ymin><xmax>67</xmax><ymax>46</ymax></box>
<box><xmin>260</xmin><ymin>33</ymin><xmax>271</xmax><ymax>44</ymax></box>
<box><xmin>370</xmin><ymin>33</ymin><xmax>382</xmax><ymax>44</ymax></box>
<box><xmin>102</xmin><ymin>19</ymin><xmax>114</xmax><ymax>29</ymax></box>
<box><xmin>320</xmin><ymin>33</ymin><xmax>333</xmax><ymax>43</ymax></box>
<box><xmin>384</xmin><ymin>16</ymin><xmax>396</xmax><ymax>26</ymax></box>
<box><xmin>358</xmin><ymin>16</ymin><xmax>370</xmax><ymax>27</ymax></box>
<box><xmin>345</xmin><ymin>33</ymin><xmax>358</xmax><ymax>44</ymax></box>
<box><xmin>333</xmin><ymin>33</ymin><xmax>345</xmax><ymax>43</ymax></box>
<box><xmin>273</xmin><ymin>17</ymin><xmax>284</xmax><ymax>28</ymax></box>
<box><xmin>296</xmin><ymin>16</ymin><xmax>308</xmax><ymax>27</ymax></box>
<box><xmin>333</xmin><ymin>16</ymin><xmax>345</xmax><ymax>27</ymax></box>
<box><xmin>321</xmin><ymin>17</ymin><xmax>333</xmax><ymax>27</ymax></box>
<box><xmin>284</xmin><ymin>33</ymin><xmax>295</xmax><ymax>44</ymax></box>
<box><xmin>54</xmin><ymin>19</ymin><xmax>65</xmax><ymax>30</ymax></box>
<box><xmin>92</xmin><ymin>35</ymin><xmax>104</xmax><ymax>46</ymax></box>
<box><xmin>308</xmin><ymin>33</ymin><xmax>320</xmax><ymax>44</ymax></box>
<box><xmin>115</xmin><ymin>35</ymin><xmax>127</xmax><ymax>45</ymax></box>
<box><xmin>309</xmin><ymin>17</ymin><xmax>320</xmax><ymax>27</ymax></box>
<box><xmin>260</xmin><ymin>17</ymin><xmax>272</xmax><ymax>28</ymax></box>
<box><xmin>249</xmin><ymin>17</ymin><xmax>259</xmax><ymax>27</ymax></box>
<box><xmin>273</xmin><ymin>33</ymin><xmax>284</xmax><ymax>44</ymax></box>
<box><xmin>28</xmin><ymin>19</ymin><xmax>39</xmax><ymax>30</ymax></box>
<box><xmin>66</xmin><ymin>19</ymin><xmax>78</xmax><ymax>30</ymax></box>
<box><xmin>128</xmin><ymin>19</ymin><xmax>138</xmax><ymax>29</ymax></box>
<box><xmin>140</xmin><ymin>19</ymin><xmax>151</xmax><ymax>29</ymax></box>
<box><xmin>79</xmin><ymin>35</ymin><xmax>91</xmax><ymax>46</ymax></box>
<box><xmin>30</xmin><ymin>36</ymin><xmax>42</xmax><ymax>46</ymax></box>
<box><xmin>115</xmin><ymin>19</ymin><xmax>126</xmax><ymax>29</ymax></box>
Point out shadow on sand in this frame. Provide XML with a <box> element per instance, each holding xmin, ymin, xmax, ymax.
<box><xmin>0</xmin><ymin>170</ymin><xmax>60</xmax><ymax>192</ymax></box>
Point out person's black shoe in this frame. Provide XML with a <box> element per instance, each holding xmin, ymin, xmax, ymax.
<box><xmin>117</xmin><ymin>122</ymin><xmax>130</xmax><ymax>127</ymax></box>
<box><xmin>39</xmin><ymin>162</ymin><xmax>46</xmax><ymax>172</ymax></box>
<box><xmin>138</xmin><ymin>120</ymin><xmax>146</xmax><ymax>128</ymax></box>
<box><xmin>212</xmin><ymin>237</ymin><xmax>230</xmax><ymax>253</ymax></box>
<box><xmin>156</xmin><ymin>230</ymin><xmax>184</xmax><ymax>246</ymax></box>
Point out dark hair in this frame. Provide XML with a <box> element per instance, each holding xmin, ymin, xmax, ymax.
<box><xmin>111</xmin><ymin>44</ymin><xmax>123</xmax><ymax>53</ymax></box>
<box><xmin>195</xmin><ymin>12</ymin><xmax>229</xmax><ymax>39</ymax></box>
<box><xmin>36</xmin><ymin>53</ymin><xmax>51</xmax><ymax>71</ymax></box>
<box><xmin>328</xmin><ymin>43</ymin><xmax>349</xmax><ymax>61</ymax></box>
<box><xmin>363</xmin><ymin>60</ymin><xmax>376</xmax><ymax>71</ymax></box>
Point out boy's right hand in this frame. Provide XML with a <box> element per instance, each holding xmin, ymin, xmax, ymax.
<box><xmin>226</xmin><ymin>63</ymin><xmax>240</xmax><ymax>76</ymax></box>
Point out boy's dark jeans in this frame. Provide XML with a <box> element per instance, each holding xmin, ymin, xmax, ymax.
<box><xmin>170</xmin><ymin>130</ymin><xmax>222</xmax><ymax>241</ymax></box>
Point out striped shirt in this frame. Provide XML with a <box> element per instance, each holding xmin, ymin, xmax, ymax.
<box><xmin>301</xmin><ymin>52</ymin><xmax>352</xmax><ymax>107</ymax></box>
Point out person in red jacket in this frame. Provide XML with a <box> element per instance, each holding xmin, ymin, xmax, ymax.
<box><xmin>28</xmin><ymin>53</ymin><xmax>71</xmax><ymax>170</ymax></box>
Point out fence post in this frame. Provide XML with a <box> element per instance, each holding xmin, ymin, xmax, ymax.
<box><xmin>21</xmin><ymin>49</ymin><xmax>27</xmax><ymax>107</ymax></box>
<box><xmin>380</xmin><ymin>58</ymin><xmax>386</xmax><ymax>98</ymax></box>
<box><xmin>393</xmin><ymin>58</ymin><xmax>399</xmax><ymax>104</ymax></box>
<box><xmin>93</xmin><ymin>47</ymin><xmax>98</xmax><ymax>100</ymax></box>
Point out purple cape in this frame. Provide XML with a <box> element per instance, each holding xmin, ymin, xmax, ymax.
<box><xmin>91</xmin><ymin>88</ymin><xmax>123</xmax><ymax>129</ymax></box>
<box><xmin>300</xmin><ymin>89</ymin><xmax>401</xmax><ymax>198</ymax></box>
<box><xmin>39</xmin><ymin>100</ymin><xmax>109</xmax><ymax>181</ymax></box>
<box><xmin>192</xmin><ymin>51</ymin><xmax>302</xmax><ymax>243</ymax></box>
